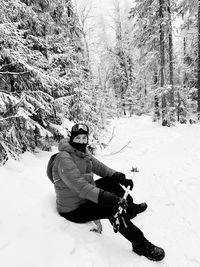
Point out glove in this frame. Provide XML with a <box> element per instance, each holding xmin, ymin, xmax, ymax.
<box><xmin>122</xmin><ymin>179</ymin><xmax>134</xmax><ymax>190</ymax></box>
<box><xmin>112</xmin><ymin>172</ymin><xmax>126</xmax><ymax>181</ymax></box>
<box><xmin>98</xmin><ymin>189</ymin><xmax>120</xmax><ymax>208</ymax></box>
<box><xmin>112</xmin><ymin>172</ymin><xmax>134</xmax><ymax>190</ymax></box>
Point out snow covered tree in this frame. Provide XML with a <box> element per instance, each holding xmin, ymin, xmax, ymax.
<box><xmin>129</xmin><ymin>0</ymin><xmax>163</xmax><ymax>120</ymax></box>
<box><xmin>177</xmin><ymin>0</ymin><xmax>199</xmax><ymax>122</ymax></box>
<box><xmin>0</xmin><ymin>0</ymin><xmax>103</xmax><ymax>163</ymax></box>
<box><xmin>0</xmin><ymin>0</ymin><xmax>54</xmax><ymax>162</ymax></box>
<box><xmin>129</xmin><ymin>0</ymin><xmax>178</xmax><ymax>125</ymax></box>
<box><xmin>197</xmin><ymin>0</ymin><xmax>200</xmax><ymax>120</ymax></box>
<box><xmin>103</xmin><ymin>1</ymin><xmax>137</xmax><ymax>116</ymax></box>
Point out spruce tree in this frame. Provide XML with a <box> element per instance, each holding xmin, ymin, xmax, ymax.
<box><xmin>178</xmin><ymin>0</ymin><xmax>199</xmax><ymax>122</ymax></box>
<box><xmin>0</xmin><ymin>0</ymin><xmax>99</xmax><ymax>163</ymax></box>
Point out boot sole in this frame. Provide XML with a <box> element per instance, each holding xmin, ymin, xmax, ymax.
<box><xmin>133</xmin><ymin>249</ymin><xmax>165</xmax><ymax>261</ymax></box>
<box><xmin>145</xmin><ymin>252</ymin><xmax>165</xmax><ymax>261</ymax></box>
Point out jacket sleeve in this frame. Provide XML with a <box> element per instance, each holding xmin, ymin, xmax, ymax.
<box><xmin>57</xmin><ymin>152</ymin><xmax>100</xmax><ymax>203</ymax></box>
<box><xmin>90</xmin><ymin>154</ymin><xmax>116</xmax><ymax>178</ymax></box>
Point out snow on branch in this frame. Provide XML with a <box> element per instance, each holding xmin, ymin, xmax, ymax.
<box><xmin>105</xmin><ymin>126</ymin><xmax>116</xmax><ymax>146</ymax></box>
<box><xmin>0</xmin><ymin>71</ymin><xmax>30</xmax><ymax>75</ymax></box>
<box><xmin>0</xmin><ymin>92</ymin><xmax>19</xmax><ymax>113</ymax></box>
<box><xmin>103</xmin><ymin>141</ymin><xmax>131</xmax><ymax>157</ymax></box>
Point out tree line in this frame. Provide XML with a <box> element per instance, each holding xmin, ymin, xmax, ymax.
<box><xmin>1</xmin><ymin>0</ymin><xmax>200</xmax><ymax>163</ymax></box>
<box><xmin>93</xmin><ymin>0</ymin><xmax>200</xmax><ymax>125</ymax></box>
<box><xmin>0</xmin><ymin>0</ymin><xmax>117</xmax><ymax>163</ymax></box>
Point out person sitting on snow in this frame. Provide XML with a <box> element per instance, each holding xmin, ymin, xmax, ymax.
<box><xmin>51</xmin><ymin>123</ymin><xmax>165</xmax><ymax>261</ymax></box>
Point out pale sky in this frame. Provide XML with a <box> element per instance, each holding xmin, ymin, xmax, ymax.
<box><xmin>73</xmin><ymin>0</ymin><xmax>133</xmax><ymax>13</ymax></box>
<box><xmin>72</xmin><ymin>0</ymin><xmax>134</xmax><ymax>43</ymax></box>
<box><xmin>72</xmin><ymin>0</ymin><xmax>133</xmax><ymax>28</ymax></box>
<box><xmin>72</xmin><ymin>0</ymin><xmax>135</xmax><ymax>72</ymax></box>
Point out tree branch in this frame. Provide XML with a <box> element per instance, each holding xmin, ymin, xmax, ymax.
<box><xmin>103</xmin><ymin>141</ymin><xmax>131</xmax><ymax>157</ymax></box>
<box><xmin>0</xmin><ymin>71</ymin><xmax>30</xmax><ymax>75</ymax></box>
<box><xmin>105</xmin><ymin>126</ymin><xmax>116</xmax><ymax>146</ymax></box>
<box><xmin>0</xmin><ymin>115</ymin><xmax>17</xmax><ymax>122</ymax></box>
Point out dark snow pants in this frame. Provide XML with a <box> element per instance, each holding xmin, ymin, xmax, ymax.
<box><xmin>59</xmin><ymin>177</ymin><xmax>144</xmax><ymax>244</ymax></box>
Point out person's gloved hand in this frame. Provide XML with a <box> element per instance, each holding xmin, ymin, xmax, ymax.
<box><xmin>112</xmin><ymin>172</ymin><xmax>134</xmax><ymax>190</ymax></box>
<box><xmin>122</xmin><ymin>178</ymin><xmax>134</xmax><ymax>190</ymax></box>
<box><xmin>98</xmin><ymin>190</ymin><xmax>120</xmax><ymax>208</ymax></box>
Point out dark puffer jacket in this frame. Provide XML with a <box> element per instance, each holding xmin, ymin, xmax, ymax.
<box><xmin>52</xmin><ymin>138</ymin><xmax>116</xmax><ymax>213</ymax></box>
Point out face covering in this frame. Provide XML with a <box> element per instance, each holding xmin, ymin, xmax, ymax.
<box><xmin>69</xmin><ymin>141</ymin><xmax>87</xmax><ymax>153</ymax></box>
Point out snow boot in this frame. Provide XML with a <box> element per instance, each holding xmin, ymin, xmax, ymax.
<box><xmin>132</xmin><ymin>238</ymin><xmax>165</xmax><ymax>261</ymax></box>
<box><xmin>128</xmin><ymin>202</ymin><xmax>147</xmax><ymax>219</ymax></box>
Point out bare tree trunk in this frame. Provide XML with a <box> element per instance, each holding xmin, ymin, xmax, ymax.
<box><xmin>76</xmin><ymin>1</ymin><xmax>94</xmax><ymax>82</ymax></box>
<box><xmin>152</xmin><ymin>36</ymin><xmax>160</xmax><ymax>121</ymax></box>
<box><xmin>159</xmin><ymin>0</ymin><xmax>167</xmax><ymax>125</ymax></box>
<box><xmin>177</xmin><ymin>36</ymin><xmax>187</xmax><ymax>122</ymax></box>
<box><xmin>114</xmin><ymin>1</ymin><xmax>130</xmax><ymax>97</ymax></box>
<box><xmin>167</xmin><ymin>0</ymin><xmax>174</xmax><ymax>111</ymax></box>
<box><xmin>154</xmin><ymin>71</ymin><xmax>160</xmax><ymax>120</ymax></box>
<box><xmin>83</xmin><ymin>32</ymin><xmax>93</xmax><ymax>78</ymax></box>
<box><xmin>197</xmin><ymin>0</ymin><xmax>200</xmax><ymax>120</ymax></box>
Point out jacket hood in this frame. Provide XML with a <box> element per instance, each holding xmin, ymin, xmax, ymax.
<box><xmin>58</xmin><ymin>138</ymin><xmax>74</xmax><ymax>153</ymax></box>
<box><xmin>58</xmin><ymin>138</ymin><xmax>88</xmax><ymax>157</ymax></box>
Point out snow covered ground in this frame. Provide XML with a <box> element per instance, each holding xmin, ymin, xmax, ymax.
<box><xmin>1</xmin><ymin>115</ymin><xmax>200</xmax><ymax>267</ymax></box>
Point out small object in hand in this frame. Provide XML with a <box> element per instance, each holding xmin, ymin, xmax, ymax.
<box><xmin>118</xmin><ymin>198</ymin><xmax>128</xmax><ymax>211</ymax></box>
<box><xmin>112</xmin><ymin>186</ymin><xmax>131</xmax><ymax>233</ymax></box>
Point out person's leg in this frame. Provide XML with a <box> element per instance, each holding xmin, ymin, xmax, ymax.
<box><xmin>109</xmin><ymin>210</ymin><xmax>165</xmax><ymax>261</ymax></box>
<box><xmin>95</xmin><ymin>176</ymin><xmax>133</xmax><ymax>203</ymax></box>
<box><xmin>59</xmin><ymin>178</ymin><xmax>164</xmax><ymax>261</ymax></box>
<box><xmin>59</xmin><ymin>181</ymin><xmax>145</xmax><ymax>243</ymax></box>
<box><xmin>59</xmin><ymin>177</ymin><xmax>123</xmax><ymax>223</ymax></box>
<box><xmin>110</xmin><ymin>213</ymin><xmax>145</xmax><ymax>243</ymax></box>
<box><xmin>95</xmin><ymin>177</ymin><xmax>147</xmax><ymax>218</ymax></box>
<box><xmin>59</xmin><ymin>200</ymin><xmax>115</xmax><ymax>223</ymax></box>
<box><xmin>59</xmin><ymin>177</ymin><xmax>140</xmax><ymax>223</ymax></box>
<box><xmin>59</xmin><ymin>200</ymin><xmax>145</xmax><ymax>244</ymax></box>
<box><xmin>95</xmin><ymin>177</ymin><xmax>165</xmax><ymax>261</ymax></box>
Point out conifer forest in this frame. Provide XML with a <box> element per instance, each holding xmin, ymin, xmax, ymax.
<box><xmin>0</xmin><ymin>0</ymin><xmax>200</xmax><ymax>163</ymax></box>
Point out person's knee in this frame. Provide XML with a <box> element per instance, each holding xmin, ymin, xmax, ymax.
<box><xmin>96</xmin><ymin>177</ymin><xmax>117</xmax><ymax>189</ymax></box>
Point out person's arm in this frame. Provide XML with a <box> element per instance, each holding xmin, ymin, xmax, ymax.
<box><xmin>57</xmin><ymin>152</ymin><xmax>121</xmax><ymax>208</ymax></box>
<box><xmin>90</xmin><ymin>154</ymin><xmax>116</xmax><ymax>178</ymax></box>
<box><xmin>57</xmin><ymin>152</ymin><xmax>100</xmax><ymax>203</ymax></box>
<box><xmin>90</xmin><ymin>154</ymin><xmax>134</xmax><ymax>189</ymax></box>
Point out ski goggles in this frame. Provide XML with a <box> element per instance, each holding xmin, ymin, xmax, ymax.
<box><xmin>71</xmin><ymin>123</ymin><xmax>89</xmax><ymax>133</ymax></box>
